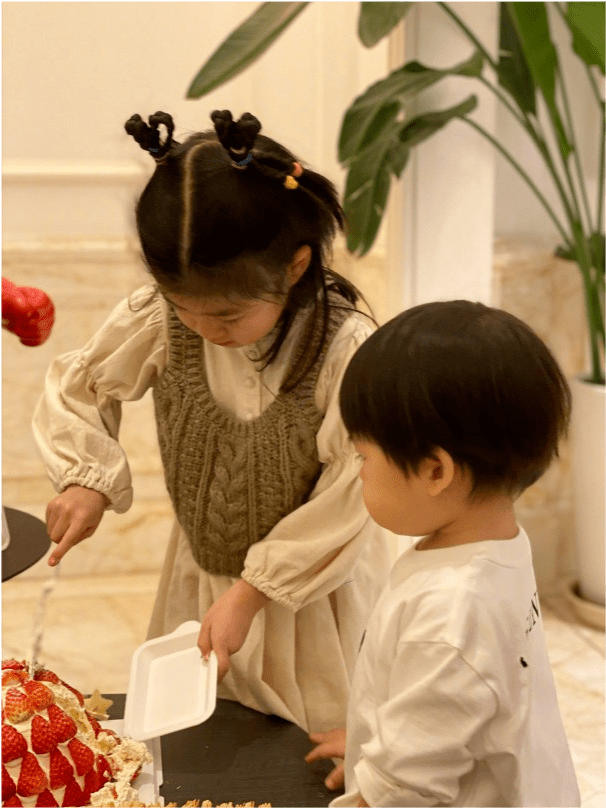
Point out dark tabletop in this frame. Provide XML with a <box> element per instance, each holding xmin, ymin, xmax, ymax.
<box><xmin>108</xmin><ymin>695</ymin><xmax>342</xmax><ymax>807</ymax></box>
<box><xmin>2</xmin><ymin>507</ymin><xmax>51</xmax><ymax>581</ymax></box>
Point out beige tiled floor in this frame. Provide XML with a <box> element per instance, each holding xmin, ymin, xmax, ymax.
<box><xmin>2</xmin><ymin>566</ymin><xmax>604</xmax><ymax>806</ymax></box>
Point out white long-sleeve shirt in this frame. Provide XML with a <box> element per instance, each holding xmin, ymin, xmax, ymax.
<box><xmin>332</xmin><ymin>528</ymin><xmax>580</xmax><ymax>807</ymax></box>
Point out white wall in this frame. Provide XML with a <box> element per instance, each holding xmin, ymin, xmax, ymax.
<box><xmin>385</xmin><ymin>2</ymin><xmax>499</xmax><ymax>316</ymax></box>
<box><xmin>3</xmin><ymin>1</ymin><xmax>387</xmax><ymax>242</ymax></box>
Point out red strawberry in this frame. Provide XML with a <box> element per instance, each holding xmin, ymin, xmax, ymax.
<box><xmin>96</xmin><ymin>754</ymin><xmax>112</xmax><ymax>784</ymax></box>
<box><xmin>33</xmin><ymin>669</ymin><xmax>60</xmax><ymax>686</ymax></box>
<box><xmin>66</xmin><ymin>738</ymin><xmax>94</xmax><ymax>777</ymax></box>
<box><xmin>48</xmin><ymin>749</ymin><xmax>74</xmax><ymax>791</ymax></box>
<box><xmin>1</xmin><ymin>660</ymin><xmax>26</xmax><ymax>671</ymax></box>
<box><xmin>83</xmin><ymin>765</ymin><xmax>103</xmax><ymax>800</ymax></box>
<box><xmin>16</xmin><ymin>752</ymin><xmax>48</xmax><ymax>798</ymax></box>
<box><xmin>3</xmin><ymin>795</ymin><xmax>23</xmax><ymax>806</ymax></box>
<box><xmin>23</xmin><ymin>681</ymin><xmax>54</xmax><ymax>711</ymax></box>
<box><xmin>30</xmin><ymin>715</ymin><xmax>57</xmax><ymax>755</ymax></box>
<box><xmin>2</xmin><ymin>725</ymin><xmax>27</xmax><ymax>763</ymax></box>
<box><xmin>47</xmin><ymin>705</ymin><xmax>77</xmax><ymax>744</ymax></box>
<box><xmin>61</xmin><ymin>778</ymin><xmax>85</xmax><ymax>807</ymax></box>
<box><xmin>35</xmin><ymin>789</ymin><xmax>59</xmax><ymax>807</ymax></box>
<box><xmin>85</xmin><ymin>712</ymin><xmax>103</xmax><ymax>737</ymax></box>
<box><xmin>61</xmin><ymin>683</ymin><xmax>84</xmax><ymax>708</ymax></box>
<box><xmin>2</xmin><ymin>763</ymin><xmax>17</xmax><ymax>800</ymax></box>
<box><xmin>3</xmin><ymin>689</ymin><xmax>33</xmax><ymax>725</ymax></box>
<box><xmin>2</xmin><ymin>670</ymin><xmax>27</xmax><ymax>687</ymax></box>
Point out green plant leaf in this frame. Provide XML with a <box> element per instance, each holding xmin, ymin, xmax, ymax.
<box><xmin>565</xmin><ymin>2</ymin><xmax>605</xmax><ymax>74</ymax></box>
<box><xmin>339</xmin><ymin>50</ymin><xmax>483</xmax><ymax>162</ymax></box>
<box><xmin>187</xmin><ymin>2</ymin><xmax>309</xmax><ymax>98</ymax></box>
<box><xmin>397</xmin><ymin>94</ymin><xmax>478</xmax><ymax>151</ymax></box>
<box><xmin>343</xmin><ymin>122</ymin><xmax>409</xmax><ymax>255</ymax></box>
<box><xmin>343</xmin><ymin>95</ymin><xmax>477</xmax><ymax>255</ymax></box>
<box><xmin>555</xmin><ymin>232</ymin><xmax>605</xmax><ymax>272</ymax></box>
<box><xmin>505</xmin><ymin>2</ymin><xmax>571</xmax><ymax>157</ymax></box>
<box><xmin>358</xmin><ymin>2</ymin><xmax>412</xmax><ymax>48</ymax></box>
<box><xmin>497</xmin><ymin>2</ymin><xmax>536</xmax><ymax>115</ymax></box>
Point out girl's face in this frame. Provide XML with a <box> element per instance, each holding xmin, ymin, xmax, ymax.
<box><xmin>163</xmin><ymin>246</ymin><xmax>311</xmax><ymax>347</ymax></box>
<box><xmin>163</xmin><ymin>291</ymin><xmax>287</xmax><ymax>347</ymax></box>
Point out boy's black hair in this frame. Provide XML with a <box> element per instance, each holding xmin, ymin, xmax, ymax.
<box><xmin>125</xmin><ymin>110</ymin><xmax>368</xmax><ymax>392</ymax></box>
<box><xmin>340</xmin><ymin>300</ymin><xmax>572</xmax><ymax>497</ymax></box>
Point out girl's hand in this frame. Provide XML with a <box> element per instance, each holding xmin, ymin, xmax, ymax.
<box><xmin>198</xmin><ymin>579</ymin><xmax>269</xmax><ymax>682</ymax></box>
<box><xmin>305</xmin><ymin>728</ymin><xmax>346</xmax><ymax>790</ymax></box>
<box><xmin>46</xmin><ymin>485</ymin><xmax>108</xmax><ymax>566</ymax></box>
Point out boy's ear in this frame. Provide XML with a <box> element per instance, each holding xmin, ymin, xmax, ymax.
<box><xmin>426</xmin><ymin>448</ymin><xmax>455</xmax><ymax>496</ymax></box>
<box><xmin>287</xmin><ymin>245</ymin><xmax>312</xmax><ymax>286</ymax></box>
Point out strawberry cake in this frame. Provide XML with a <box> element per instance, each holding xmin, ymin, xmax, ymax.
<box><xmin>1</xmin><ymin>659</ymin><xmax>151</xmax><ymax>807</ymax></box>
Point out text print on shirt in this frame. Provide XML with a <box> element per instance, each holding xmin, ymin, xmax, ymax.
<box><xmin>525</xmin><ymin>591</ymin><xmax>540</xmax><ymax>638</ymax></box>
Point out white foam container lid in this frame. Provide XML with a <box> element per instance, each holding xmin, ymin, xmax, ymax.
<box><xmin>123</xmin><ymin>620</ymin><xmax>217</xmax><ymax>741</ymax></box>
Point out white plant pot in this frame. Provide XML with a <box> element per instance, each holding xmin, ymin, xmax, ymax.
<box><xmin>570</xmin><ymin>376</ymin><xmax>605</xmax><ymax>608</ymax></box>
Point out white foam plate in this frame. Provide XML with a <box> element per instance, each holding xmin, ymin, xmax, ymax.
<box><xmin>124</xmin><ymin>620</ymin><xmax>217</xmax><ymax>741</ymax></box>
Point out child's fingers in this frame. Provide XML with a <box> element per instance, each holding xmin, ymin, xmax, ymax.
<box><xmin>306</xmin><ymin>742</ymin><xmax>344</xmax><ymax>763</ymax></box>
<box><xmin>214</xmin><ymin>646</ymin><xmax>231</xmax><ymax>683</ymax></box>
<box><xmin>198</xmin><ymin>622</ymin><xmax>212</xmax><ymax>660</ymax></box>
<box><xmin>309</xmin><ymin>730</ymin><xmax>341</xmax><ymax>744</ymax></box>
<box><xmin>325</xmin><ymin>763</ymin><xmax>345</xmax><ymax>791</ymax></box>
<box><xmin>48</xmin><ymin>525</ymin><xmax>92</xmax><ymax>566</ymax></box>
<box><xmin>305</xmin><ymin>743</ymin><xmax>334</xmax><ymax>763</ymax></box>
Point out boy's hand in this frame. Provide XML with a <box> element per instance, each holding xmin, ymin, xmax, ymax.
<box><xmin>306</xmin><ymin>728</ymin><xmax>346</xmax><ymax>790</ymax></box>
<box><xmin>198</xmin><ymin>579</ymin><xmax>269</xmax><ymax>682</ymax></box>
<box><xmin>46</xmin><ymin>485</ymin><xmax>108</xmax><ymax>566</ymax></box>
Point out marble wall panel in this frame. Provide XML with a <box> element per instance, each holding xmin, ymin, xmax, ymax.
<box><xmin>493</xmin><ymin>237</ymin><xmax>587</xmax><ymax>591</ymax></box>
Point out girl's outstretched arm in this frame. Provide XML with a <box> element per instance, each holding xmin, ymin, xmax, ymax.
<box><xmin>32</xmin><ymin>286</ymin><xmax>167</xmax><ymax>553</ymax></box>
<box><xmin>197</xmin><ymin>579</ymin><xmax>269</xmax><ymax>681</ymax></box>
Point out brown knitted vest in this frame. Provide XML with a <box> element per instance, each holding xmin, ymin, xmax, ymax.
<box><xmin>153</xmin><ymin>296</ymin><xmax>352</xmax><ymax>576</ymax></box>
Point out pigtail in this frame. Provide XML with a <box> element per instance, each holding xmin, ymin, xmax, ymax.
<box><xmin>211</xmin><ymin>109</ymin><xmax>305</xmax><ymax>189</ymax></box>
<box><xmin>211</xmin><ymin>110</ymin><xmax>261</xmax><ymax>168</ymax></box>
<box><xmin>125</xmin><ymin>111</ymin><xmax>177</xmax><ymax>164</ymax></box>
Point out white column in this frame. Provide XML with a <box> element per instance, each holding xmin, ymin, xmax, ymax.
<box><xmin>386</xmin><ymin>1</ymin><xmax>499</xmax><ymax>318</ymax></box>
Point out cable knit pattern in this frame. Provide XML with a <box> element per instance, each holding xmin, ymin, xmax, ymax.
<box><xmin>153</xmin><ymin>297</ymin><xmax>351</xmax><ymax>576</ymax></box>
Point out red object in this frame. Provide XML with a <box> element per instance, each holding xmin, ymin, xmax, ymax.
<box><xmin>2</xmin><ymin>278</ymin><xmax>54</xmax><ymax>346</ymax></box>
<box><xmin>2</xmin><ymin>764</ymin><xmax>17</xmax><ymax>800</ymax></box>
<box><xmin>1</xmin><ymin>724</ymin><xmax>27</xmax><ymax>764</ymax></box>
<box><xmin>16</xmin><ymin>752</ymin><xmax>49</xmax><ymax>798</ymax></box>
<box><xmin>30</xmin><ymin>715</ymin><xmax>56</xmax><ymax>755</ymax></box>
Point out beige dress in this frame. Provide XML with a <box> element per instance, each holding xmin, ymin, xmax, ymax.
<box><xmin>33</xmin><ymin>285</ymin><xmax>392</xmax><ymax>733</ymax></box>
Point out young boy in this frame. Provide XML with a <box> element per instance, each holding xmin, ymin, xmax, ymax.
<box><xmin>306</xmin><ymin>300</ymin><xmax>580</xmax><ymax>807</ymax></box>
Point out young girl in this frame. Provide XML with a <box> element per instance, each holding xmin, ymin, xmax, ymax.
<box><xmin>33</xmin><ymin>110</ymin><xmax>392</xmax><ymax>734</ymax></box>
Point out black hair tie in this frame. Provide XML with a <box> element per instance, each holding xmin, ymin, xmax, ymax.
<box><xmin>125</xmin><ymin>111</ymin><xmax>175</xmax><ymax>163</ymax></box>
<box><xmin>211</xmin><ymin>110</ymin><xmax>261</xmax><ymax>168</ymax></box>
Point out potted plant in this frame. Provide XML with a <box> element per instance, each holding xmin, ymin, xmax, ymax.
<box><xmin>188</xmin><ymin>2</ymin><xmax>605</xmax><ymax>619</ymax></box>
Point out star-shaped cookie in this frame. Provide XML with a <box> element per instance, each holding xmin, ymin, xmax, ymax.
<box><xmin>84</xmin><ymin>689</ymin><xmax>114</xmax><ymax>720</ymax></box>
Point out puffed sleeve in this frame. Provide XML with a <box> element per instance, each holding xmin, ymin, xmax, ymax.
<box><xmin>32</xmin><ymin>285</ymin><xmax>167</xmax><ymax>513</ymax></box>
<box><xmin>242</xmin><ymin>313</ymin><xmax>379</xmax><ymax>611</ymax></box>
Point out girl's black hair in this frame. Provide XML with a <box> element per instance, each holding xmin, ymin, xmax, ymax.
<box><xmin>340</xmin><ymin>300</ymin><xmax>572</xmax><ymax>498</ymax></box>
<box><xmin>125</xmin><ymin>110</ymin><xmax>369</xmax><ymax>392</ymax></box>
